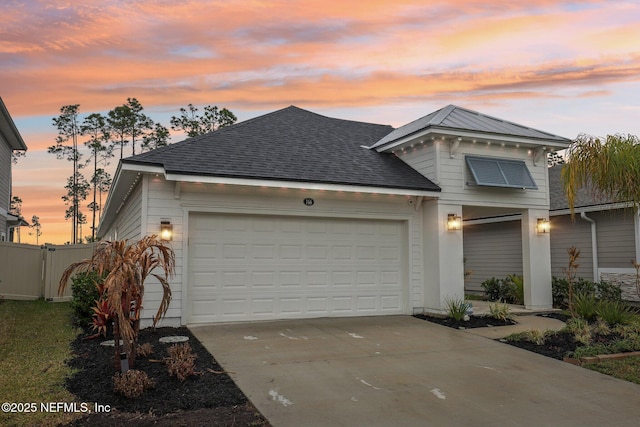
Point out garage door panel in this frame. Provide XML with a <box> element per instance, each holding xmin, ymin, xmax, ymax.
<box><xmin>307</xmin><ymin>297</ymin><xmax>329</xmax><ymax>313</ymax></box>
<box><xmin>220</xmin><ymin>271</ymin><xmax>248</xmax><ymax>288</ymax></box>
<box><xmin>222</xmin><ymin>244</ymin><xmax>247</xmax><ymax>260</ymax></box>
<box><xmin>357</xmin><ymin>246</ymin><xmax>376</xmax><ymax>260</ymax></box>
<box><xmin>188</xmin><ymin>213</ymin><xmax>407</xmax><ymax>323</ymax></box>
<box><xmin>252</xmin><ymin>244</ymin><xmax>275</xmax><ymax>259</ymax></box>
<box><xmin>252</xmin><ymin>298</ymin><xmax>276</xmax><ymax>315</ymax></box>
<box><xmin>332</xmin><ymin>297</ymin><xmax>354</xmax><ymax>312</ymax></box>
<box><xmin>331</xmin><ymin>245</ymin><xmax>353</xmax><ymax>260</ymax></box>
<box><xmin>280</xmin><ymin>245</ymin><xmax>302</xmax><ymax>259</ymax></box>
<box><xmin>250</xmin><ymin>271</ymin><xmax>275</xmax><ymax>288</ymax></box>
<box><xmin>381</xmin><ymin>246</ymin><xmax>400</xmax><ymax>260</ymax></box>
<box><xmin>381</xmin><ymin>295</ymin><xmax>402</xmax><ymax>310</ymax></box>
<box><xmin>332</xmin><ymin>271</ymin><xmax>353</xmax><ymax>286</ymax></box>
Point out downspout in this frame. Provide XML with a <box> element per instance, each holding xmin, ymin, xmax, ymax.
<box><xmin>634</xmin><ymin>208</ymin><xmax>640</xmax><ymax>264</ymax></box>
<box><xmin>580</xmin><ymin>212</ymin><xmax>599</xmax><ymax>282</ymax></box>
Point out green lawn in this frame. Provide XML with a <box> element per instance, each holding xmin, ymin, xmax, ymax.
<box><xmin>585</xmin><ymin>356</ymin><xmax>640</xmax><ymax>385</ymax></box>
<box><xmin>0</xmin><ymin>299</ymin><xmax>81</xmax><ymax>427</ymax></box>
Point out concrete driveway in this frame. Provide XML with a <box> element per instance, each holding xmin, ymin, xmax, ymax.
<box><xmin>190</xmin><ymin>316</ymin><xmax>640</xmax><ymax>427</ymax></box>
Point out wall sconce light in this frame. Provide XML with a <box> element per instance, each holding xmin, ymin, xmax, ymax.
<box><xmin>536</xmin><ymin>218</ymin><xmax>550</xmax><ymax>234</ymax></box>
<box><xmin>160</xmin><ymin>220</ymin><xmax>173</xmax><ymax>241</ymax></box>
<box><xmin>447</xmin><ymin>214</ymin><xmax>462</xmax><ymax>231</ymax></box>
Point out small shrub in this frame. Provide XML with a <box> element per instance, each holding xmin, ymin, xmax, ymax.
<box><xmin>505</xmin><ymin>275</ymin><xmax>524</xmax><ymax>305</ymax></box>
<box><xmin>568</xmin><ymin>343</ymin><xmax>608</xmax><ymax>359</ymax></box>
<box><xmin>505</xmin><ymin>330</ymin><xmax>547</xmax><ymax>346</ymax></box>
<box><xmin>488</xmin><ymin>303</ymin><xmax>514</xmax><ymax>322</ymax></box>
<box><xmin>113</xmin><ymin>369</ymin><xmax>155</xmax><ymax>398</ymax></box>
<box><xmin>565</xmin><ymin>316</ymin><xmax>589</xmax><ymax>333</ymax></box>
<box><xmin>551</xmin><ymin>276</ymin><xmax>569</xmax><ymax>308</ymax></box>
<box><xmin>595</xmin><ymin>281</ymin><xmax>622</xmax><ymax>302</ymax></box>
<box><xmin>165</xmin><ymin>343</ymin><xmax>199</xmax><ymax>381</ymax></box>
<box><xmin>137</xmin><ymin>343</ymin><xmax>154</xmax><ymax>358</ymax></box>
<box><xmin>614</xmin><ymin>320</ymin><xmax>640</xmax><ymax>337</ymax></box>
<box><xmin>592</xmin><ymin>319</ymin><xmax>611</xmax><ymax>336</ymax></box>
<box><xmin>552</xmin><ymin>277</ymin><xmax>622</xmax><ymax>309</ymax></box>
<box><xmin>90</xmin><ymin>298</ymin><xmax>111</xmax><ymax>337</ymax></box>
<box><xmin>597</xmin><ymin>300</ymin><xmax>635</xmax><ymax>326</ymax></box>
<box><xmin>523</xmin><ymin>330</ymin><xmax>548</xmax><ymax>346</ymax></box>
<box><xmin>481</xmin><ymin>278</ymin><xmax>511</xmax><ymax>303</ymax></box>
<box><xmin>608</xmin><ymin>337</ymin><xmax>640</xmax><ymax>354</ymax></box>
<box><xmin>444</xmin><ymin>297</ymin><xmax>468</xmax><ymax>322</ymax></box>
<box><xmin>573</xmin><ymin>292</ymin><xmax>598</xmax><ymax>321</ymax></box>
<box><xmin>565</xmin><ymin>316</ymin><xmax>595</xmax><ymax>345</ymax></box>
<box><xmin>70</xmin><ymin>271</ymin><xmax>102</xmax><ymax>326</ymax></box>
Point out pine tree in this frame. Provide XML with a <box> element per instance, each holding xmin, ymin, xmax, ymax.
<box><xmin>49</xmin><ymin>105</ymin><xmax>83</xmax><ymax>244</ymax></box>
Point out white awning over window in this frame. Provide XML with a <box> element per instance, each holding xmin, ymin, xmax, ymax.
<box><xmin>466</xmin><ymin>156</ymin><xmax>538</xmax><ymax>189</ymax></box>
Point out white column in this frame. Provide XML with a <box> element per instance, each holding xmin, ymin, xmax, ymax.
<box><xmin>521</xmin><ymin>208</ymin><xmax>553</xmax><ymax>309</ymax></box>
<box><xmin>422</xmin><ymin>200</ymin><xmax>465</xmax><ymax>313</ymax></box>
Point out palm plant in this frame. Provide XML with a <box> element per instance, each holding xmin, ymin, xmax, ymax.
<box><xmin>562</xmin><ymin>133</ymin><xmax>640</xmax><ymax>213</ymax></box>
<box><xmin>59</xmin><ymin>235</ymin><xmax>175</xmax><ymax>370</ymax></box>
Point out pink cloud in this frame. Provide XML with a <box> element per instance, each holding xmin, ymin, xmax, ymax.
<box><xmin>3</xmin><ymin>0</ymin><xmax>638</xmax><ymax>243</ymax></box>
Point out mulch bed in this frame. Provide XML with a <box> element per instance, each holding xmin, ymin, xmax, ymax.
<box><xmin>413</xmin><ymin>313</ymin><xmax>517</xmax><ymax>329</ymax></box>
<box><xmin>62</xmin><ymin>327</ymin><xmax>270</xmax><ymax>426</ymax></box>
<box><xmin>415</xmin><ymin>311</ymin><xmax>623</xmax><ymax>361</ymax></box>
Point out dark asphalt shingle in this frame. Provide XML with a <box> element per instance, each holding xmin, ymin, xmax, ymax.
<box><xmin>548</xmin><ymin>165</ymin><xmax>615</xmax><ymax>211</ymax></box>
<box><xmin>124</xmin><ymin>106</ymin><xmax>440</xmax><ymax>192</ymax></box>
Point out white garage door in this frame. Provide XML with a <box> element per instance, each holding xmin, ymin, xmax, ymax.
<box><xmin>187</xmin><ymin>213</ymin><xmax>407</xmax><ymax>323</ymax></box>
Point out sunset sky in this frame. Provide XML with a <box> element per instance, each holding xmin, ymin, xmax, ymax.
<box><xmin>3</xmin><ymin>0</ymin><xmax>639</xmax><ymax>245</ymax></box>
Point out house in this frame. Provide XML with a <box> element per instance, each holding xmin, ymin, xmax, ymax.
<box><xmin>464</xmin><ymin>165</ymin><xmax>640</xmax><ymax>301</ymax></box>
<box><xmin>97</xmin><ymin>105</ymin><xmax>570</xmax><ymax>326</ymax></box>
<box><xmin>0</xmin><ymin>97</ymin><xmax>28</xmax><ymax>242</ymax></box>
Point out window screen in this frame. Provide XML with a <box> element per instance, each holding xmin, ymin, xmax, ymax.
<box><xmin>466</xmin><ymin>156</ymin><xmax>537</xmax><ymax>189</ymax></box>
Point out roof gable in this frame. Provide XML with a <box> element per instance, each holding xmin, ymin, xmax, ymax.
<box><xmin>124</xmin><ymin>106</ymin><xmax>440</xmax><ymax>192</ymax></box>
<box><xmin>0</xmin><ymin>97</ymin><xmax>27</xmax><ymax>151</ymax></box>
<box><xmin>372</xmin><ymin>105</ymin><xmax>571</xmax><ymax>150</ymax></box>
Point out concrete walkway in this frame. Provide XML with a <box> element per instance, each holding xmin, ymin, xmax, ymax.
<box><xmin>468</xmin><ymin>315</ymin><xmax>567</xmax><ymax>339</ymax></box>
<box><xmin>190</xmin><ymin>316</ymin><xmax>640</xmax><ymax>427</ymax></box>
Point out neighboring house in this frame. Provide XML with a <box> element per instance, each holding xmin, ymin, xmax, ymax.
<box><xmin>464</xmin><ymin>165</ymin><xmax>640</xmax><ymax>301</ymax></box>
<box><xmin>0</xmin><ymin>97</ymin><xmax>28</xmax><ymax>242</ymax></box>
<box><xmin>98</xmin><ymin>105</ymin><xmax>570</xmax><ymax>326</ymax></box>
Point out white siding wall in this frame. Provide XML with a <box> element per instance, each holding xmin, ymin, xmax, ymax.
<box><xmin>0</xmin><ymin>134</ymin><xmax>11</xmax><ymax>236</ymax></box>
<box><xmin>143</xmin><ymin>176</ymin><xmax>426</xmax><ymax>325</ymax></box>
<box><xmin>550</xmin><ymin>215</ymin><xmax>594</xmax><ymax>281</ymax></box>
<box><xmin>464</xmin><ymin>209</ymin><xmax>638</xmax><ymax>295</ymax></box>
<box><xmin>463</xmin><ymin>220</ymin><xmax>523</xmax><ymax>293</ymax></box>
<box><xmin>594</xmin><ymin>210</ymin><xmax>636</xmax><ymax>268</ymax></box>
<box><xmin>101</xmin><ymin>179</ymin><xmax>143</xmax><ymax>242</ymax></box>
<box><xmin>398</xmin><ymin>140</ymin><xmax>549</xmax><ymax>209</ymax></box>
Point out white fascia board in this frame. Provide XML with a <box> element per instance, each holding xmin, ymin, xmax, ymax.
<box><xmin>374</xmin><ymin>127</ymin><xmax>570</xmax><ymax>153</ymax></box>
<box><xmin>121</xmin><ymin>162</ymin><xmax>166</xmax><ymax>174</ymax></box>
<box><xmin>97</xmin><ymin>162</ymin><xmax>149</xmax><ymax>236</ymax></box>
<box><xmin>118</xmin><ymin>162</ymin><xmax>439</xmax><ymax>196</ymax></box>
<box><xmin>550</xmin><ymin>202</ymin><xmax>633</xmax><ymax>216</ymax></box>
<box><xmin>164</xmin><ymin>172</ymin><xmax>439</xmax><ymax>197</ymax></box>
<box><xmin>464</xmin><ymin>202</ymin><xmax>633</xmax><ymax>225</ymax></box>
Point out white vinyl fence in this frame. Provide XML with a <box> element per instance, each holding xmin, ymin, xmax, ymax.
<box><xmin>0</xmin><ymin>242</ymin><xmax>95</xmax><ymax>301</ymax></box>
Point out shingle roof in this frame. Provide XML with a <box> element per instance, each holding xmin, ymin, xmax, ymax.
<box><xmin>548</xmin><ymin>165</ymin><xmax>614</xmax><ymax>211</ymax></box>
<box><xmin>372</xmin><ymin>105</ymin><xmax>571</xmax><ymax>149</ymax></box>
<box><xmin>124</xmin><ymin>106</ymin><xmax>440</xmax><ymax>192</ymax></box>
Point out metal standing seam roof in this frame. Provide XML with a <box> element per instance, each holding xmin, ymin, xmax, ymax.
<box><xmin>371</xmin><ymin>105</ymin><xmax>571</xmax><ymax>149</ymax></box>
<box><xmin>122</xmin><ymin>106</ymin><xmax>441</xmax><ymax>192</ymax></box>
